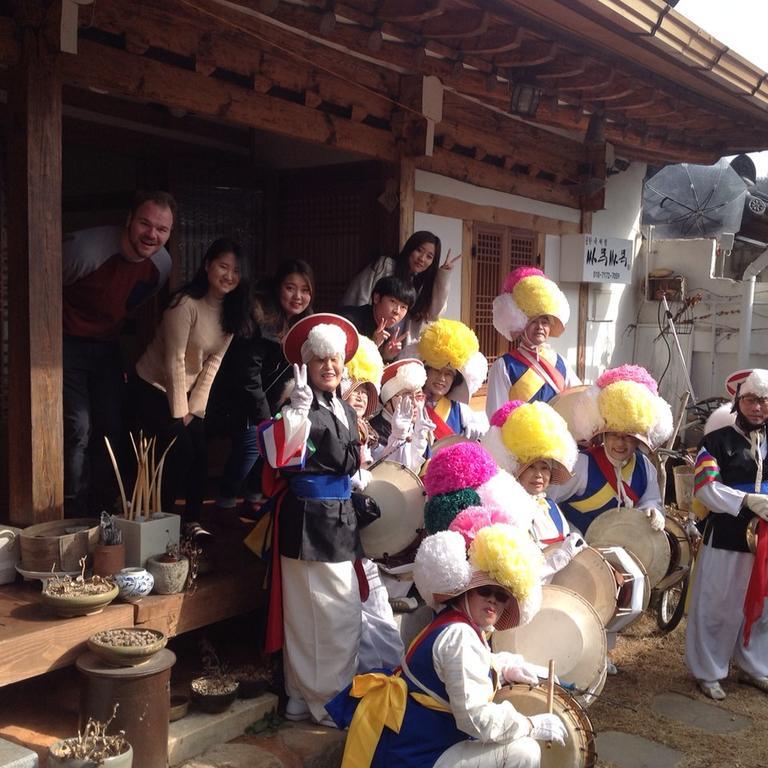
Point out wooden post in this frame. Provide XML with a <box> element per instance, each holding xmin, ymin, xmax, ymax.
<box><xmin>577</xmin><ymin>211</ymin><xmax>592</xmax><ymax>381</ymax></box>
<box><xmin>399</xmin><ymin>156</ymin><xmax>415</xmax><ymax>248</ymax></box>
<box><xmin>6</xmin><ymin>9</ymin><xmax>63</xmax><ymax>524</ymax></box>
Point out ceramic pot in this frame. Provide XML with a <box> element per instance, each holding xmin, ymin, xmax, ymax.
<box><xmin>41</xmin><ymin>584</ymin><xmax>120</xmax><ymax>618</ymax></box>
<box><xmin>93</xmin><ymin>543</ymin><xmax>126</xmax><ymax>578</ymax></box>
<box><xmin>190</xmin><ymin>676</ymin><xmax>239</xmax><ymax>713</ymax></box>
<box><xmin>146</xmin><ymin>555</ymin><xmax>189</xmax><ymax>595</ymax></box>
<box><xmin>113</xmin><ymin>567</ymin><xmax>154</xmax><ymax>602</ymax></box>
<box><xmin>48</xmin><ymin>740</ymin><xmax>133</xmax><ymax>767</ymax></box>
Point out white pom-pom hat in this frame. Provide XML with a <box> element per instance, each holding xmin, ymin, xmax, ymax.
<box><xmin>283</xmin><ymin>313</ymin><xmax>358</xmax><ymax>365</ymax></box>
<box><xmin>492</xmin><ymin>267</ymin><xmax>570</xmax><ymax>341</ymax></box>
<box><xmin>380</xmin><ymin>358</ymin><xmax>427</xmax><ymax>404</ymax></box>
<box><xmin>726</xmin><ymin>368</ymin><xmax>768</xmax><ymax>399</ymax></box>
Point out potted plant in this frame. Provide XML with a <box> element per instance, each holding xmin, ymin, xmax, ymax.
<box><xmin>146</xmin><ymin>542</ymin><xmax>189</xmax><ymax>595</ymax></box>
<box><xmin>190</xmin><ymin>640</ymin><xmax>239</xmax><ymax>713</ymax></box>
<box><xmin>232</xmin><ymin>663</ymin><xmax>273</xmax><ymax>699</ymax></box>
<box><xmin>48</xmin><ymin>707</ymin><xmax>132</xmax><ymax>767</ymax></box>
<box><xmin>87</xmin><ymin>627</ymin><xmax>167</xmax><ymax>667</ymax></box>
<box><xmin>41</xmin><ymin>557</ymin><xmax>119</xmax><ymax>618</ymax></box>
<box><xmin>92</xmin><ymin>513</ymin><xmax>125</xmax><ymax>577</ymax></box>
<box><xmin>104</xmin><ymin>433</ymin><xmax>180</xmax><ymax>567</ymax></box>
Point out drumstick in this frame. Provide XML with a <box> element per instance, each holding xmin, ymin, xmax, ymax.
<box><xmin>546</xmin><ymin>659</ymin><xmax>555</xmax><ymax>713</ymax></box>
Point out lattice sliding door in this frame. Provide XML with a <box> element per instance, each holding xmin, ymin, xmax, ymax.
<box><xmin>470</xmin><ymin>224</ymin><xmax>536</xmax><ymax>365</ymax></box>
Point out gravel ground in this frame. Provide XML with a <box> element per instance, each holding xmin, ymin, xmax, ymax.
<box><xmin>590</xmin><ymin>614</ymin><xmax>768</xmax><ymax>768</ymax></box>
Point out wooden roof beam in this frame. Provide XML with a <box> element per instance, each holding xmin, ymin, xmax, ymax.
<box><xmin>553</xmin><ymin>67</ymin><xmax>615</xmax><ymax>93</ymax></box>
<box><xmin>458</xmin><ymin>27</ymin><xmax>524</xmax><ymax>55</ymax></box>
<box><xmin>376</xmin><ymin>0</ymin><xmax>446</xmax><ymax>24</ymax></box>
<box><xmin>497</xmin><ymin>41</ymin><xmax>558</xmax><ymax>68</ymax></box>
<box><xmin>534</xmin><ymin>55</ymin><xmax>587</xmax><ymax>80</ymax></box>
<box><xmin>422</xmin><ymin>10</ymin><xmax>490</xmax><ymax>39</ymax></box>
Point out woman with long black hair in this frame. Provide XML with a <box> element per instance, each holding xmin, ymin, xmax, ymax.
<box><xmin>134</xmin><ymin>237</ymin><xmax>248</xmax><ymax>526</ymax></box>
<box><xmin>341</xmin><ymin>231</ymin><xmax>460</xmax><ymax>346</ymax></box>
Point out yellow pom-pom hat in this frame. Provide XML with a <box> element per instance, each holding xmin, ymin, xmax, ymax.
<box><xmin>340</xmin><ymin>336</ymin><xmax>384</xmax><ymax>418</ymax></box>
<box><xmin>492</xmin><ymin>267</ymin><xmax>570</xmax><ymax>341</ymax></box>
<box><xmin>481</xmin><ymin>401</ymin><xmax>577</xmax><ymax>484</ymax></box>
<box><xmin>415</xmin><ymin>318</ymin><xmax>488</xmax><ymax>403</ymax></box>
<box><xmin>413</xmin><ymin>522</ymin><xmax>543</xmax><ymax>629</ymax></box>
<box><xmin>551</xmin><ymin>365</ymin><xmax>672</xmax><ymax>450</ymax></box>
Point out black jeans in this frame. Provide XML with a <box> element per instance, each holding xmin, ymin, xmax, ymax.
<box><xmin>132</xmin><ymin>376</ymin><xmax>207</xmax><ymax>522</ymax></box>
<box><xmin>63</xmin><ymin>336</ymin><xmax>125</xmax><ymax>518</ymax></box>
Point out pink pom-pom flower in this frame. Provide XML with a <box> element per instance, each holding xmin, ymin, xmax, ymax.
<box><xmin>502</xmin><ymin>267</ymin><xmax>545</xmax><ymax>293</ymax></box>
<box><xmin>449</xmin><ymin>505</ymin><xmax>513</xmax><ymax>546</ymax></box>
<box><xmin>423</xmin><ymin>442</ymin><xmax>498</xmax><ymax>498</ymax></box>
<box><xmin>490</xmin><ymin>400</ymin><xmax>525</xmax><ymax>427</ymax></box>
<box><xmin>596</xmin><ymin>364</ymin><xmax>658</xmax><ymax>395</ymax></box>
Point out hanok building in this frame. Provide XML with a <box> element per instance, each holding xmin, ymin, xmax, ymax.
<box><xmin>2</xmin><ymin>0</ymin><xmax>768</xmax><ymax>525</ymax></box>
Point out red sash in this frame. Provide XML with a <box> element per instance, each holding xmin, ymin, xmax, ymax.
<box><xmin>588</xmin><ymin>445</ymin><xmax>640</xmax><ymax>505</ymax></box>
<box><xmin>263</xmin><ymin>464</ymin><xmax>288</xmax><ymax>654</ymax></box>
<box><xmin>426</xmin><ymin>405</ymin><xmax>455</xmax><ymax>441</ymax></box>
<box><xmin>743</xmin><ymin>519</ymin><xmax>768</xmax><ymax>646</ymax></box>
<box><xmin>508</xmin><ymin>346</ymin><xmax>566</xmax><ymax>393</ymax></box>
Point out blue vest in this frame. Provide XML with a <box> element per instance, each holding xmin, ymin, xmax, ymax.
<box><xmin>444</xmin><ymin>399</ymin><xmax>464</xmax><ymax>434</ymax></box>
<box><xmin>541</xmin><ymin>498</ymin><xmax>566</xmax><ymax>543</ymax></box>
<box><xmin>559</xmin><ymin>451</ymin><xmax>648</xmax><ymax>533</ymax></box>
<box><xmin>502</xmin><ymin>352</ymin><xmax>567</xmax><ymax>403</ymax></box>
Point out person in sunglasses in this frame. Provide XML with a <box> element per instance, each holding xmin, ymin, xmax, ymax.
<box><xmin>328</xmin><ymin>521</ymin><xmax>566</xmax><ymax>767</ymax></box>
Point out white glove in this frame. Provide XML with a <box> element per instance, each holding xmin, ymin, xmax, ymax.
<box><xmin>463</xmin><ymin>421</ymin><xmax>485</xmax><ymax>441</ymax></box>
<box><xmin>684</xmin><ymin>519</ymin><xmax>702</xmax><ymax>541</ymax></box>
<box><xmin>561</xmin><ymin>531</ymin><xmax>585</xmax><ymax>559</ymax></box>
<box><xmin>289</xmin><ymin>363</ymin><xmax>313</xmax><ymax>413</ymax></box>
<box><xmin>502</xmin><ymin>661</ymin><xmax>540</xmax><ymax>686</ymax></box>
<box><xmin>645</xmin><ymin>507</ymin><xmax>665</xmax><ymax>531</ymax></box>
<box><xmin>351</xmin><ymin>468</ymin><xmax>372</xmax><ymax>492</ymax></box>
<box><xmin>414</xmin><ymin>402</ymin><xmax>436</xmax><ymax>439</ymax></box>
<box><xmin>529</xmin><ymin>713</ymin><xmax>568</xmax><ymax>745</ymax></box>
<box><xmin>390</xmin><ymin>395</ymin><xmax>413</xmax><ymax>442</ymax></box>
<box><xmin>745</xmin><ymin>493</ymin><xmax>768</xmax><ymax>522</ymax></box>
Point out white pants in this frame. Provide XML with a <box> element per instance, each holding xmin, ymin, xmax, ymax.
<box><xmin>281</xmin><ymin>556</ymin><xmax>362</xmax><ymax>721</ymax></box>
<box><xmin>359</xmin><ymin>558</ymin><xmax>404</xmax><ymax>672</ymax></box>
<box><xmin>435</xmin><ymin>736</ymin><xmax>541</xmax><ymax>768</ymax></box>
<box><xmin>685</xmin><ymin>542</ymin><xmax>768</xmax><ymax>681</ymax></box>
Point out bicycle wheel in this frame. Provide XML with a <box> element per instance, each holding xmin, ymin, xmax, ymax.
<box><xmin>656</xmin><ymin>576</ymin><xmax>689</xmax><ymax>632</ymax></box>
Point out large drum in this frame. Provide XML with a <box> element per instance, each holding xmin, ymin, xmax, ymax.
<box><xmin>493</xmin><ymin>585</ymin><xmax>606</xmax><ymax>708</ymax></box>
<box><xmin>549</xmin><ymin>385</ymin><xmax>596</xmax><ymax>443</ymax></box>
<box><xmin>598</xmin><ymin>546</ymin><xmax>649</xmax><ymax>633</ymax></box>
<box><xmin>494</xmin><ymin>684</ymin><xmax>596</xmax><ymax>768</ymax></box>
<box><xmin>585</xmin><ymin>507</ymin><xmax>671</xmax><ymax>588</ymax></box>
<box><xmin>359</xmin><ymin>462</ymin><xmax>426</xmax><ymax>561</ymax></box>
<box><xmin>653</xmin><ymin>515</ymin><xmax>693</xmax><ymax>592</ymax></box>
<box><xmin>547</xmin><ymin>546</ymin><xmax>618</xmax><ymax>627</ymax></box>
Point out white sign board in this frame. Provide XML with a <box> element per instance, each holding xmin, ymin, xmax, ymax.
<box><xmin>560</xmin><ymin>234</ymin><xmax>634</xmax><ymax>284</ymax></box>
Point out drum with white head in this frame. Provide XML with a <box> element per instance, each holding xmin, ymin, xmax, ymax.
<box><xmin>493</xmin><ymin>585</ymin><xmax>606</xmax><ymax>708</ymax></box>
<box><xmin>585</xmin><ymin>507</ymin><xmax>671</xmax><ymax>588</ymax></box>
<box><xmin>653</xmin><ymin>514</ymin><xmax>693</xmax><ymax>592</ymax></box>
<box><xmin>598</xmin><ymin>546</ymin><xmax>649</xmax><ymax>633</ymax></box>
<box><xmin>494</xmin><ymin>684</ymin><xmax>596</xmax><ymax>768</ymax></box>
<box><xmin>359</xmin><ymin>461</ymin><xmax>426</xmax><ymax>561</ymax></box>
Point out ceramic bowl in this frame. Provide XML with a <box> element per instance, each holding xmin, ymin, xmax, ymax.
<box><xmin>113</xmin><ymin>567</ymin><xmax>154</xmax><ymax>602</ymax></box>
<box><xmin>190</xmin><ymin>676</ymin><xmax>239</xmax><ymax>713</ymax></box>
<box><xmin>48</xmin><ymin>740</ymin><xmax>133</xmax><ymax>767</ymax></box>
<box><xmin>87</xmin><ymin>627</ymin><xmax>167</xmax><ymax>667</ymax></box>
<box><xmin>169</xmin><ymin>694</ymin><xmax>190</xmax><ymax>722</ymax></box>
<box><xmin>40</xmin><ymin>584</ymin><xmax>119</xmax><ymax>618</ymax></box>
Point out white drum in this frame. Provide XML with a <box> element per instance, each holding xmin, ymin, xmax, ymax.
<box><xmin>598</xmin><ymin>546</ymin><xmax>649</xmax><ymax>633</ymax></box>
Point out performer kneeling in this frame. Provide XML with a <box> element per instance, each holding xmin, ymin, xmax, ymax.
<box><xmin>685</xmin><ymin>368</ymin><xmax>768</xmax><ymax>700</ymax></box>
<box><xmin>261</xmin><ymin>313</ymin><xmax>363</xmax><ymax>727</ymax></box>
<box><xmin>327</xmin><ymin>522</ymin><xmax>566</xmax><ymax>767</ymax></box>
<box><xmin>483</xmin><ymin>400</ymin><xmax>584</xmax><ymax>578</ymax></box>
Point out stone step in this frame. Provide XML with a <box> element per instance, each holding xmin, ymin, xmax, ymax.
<box><xmin>169</xmin><ymin>693</ymin><xmax>278</xmax><ymax>766</ymax></box>
<box><xmin>0</xmin><ymin>738</ymin><xmax>37</xmax><ymax>768</ymax></box>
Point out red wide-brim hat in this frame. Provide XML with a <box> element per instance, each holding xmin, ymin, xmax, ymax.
<box><xmin>282</xmin><ymin>313</ymin><xmax>359</xmax><ymax>366</ymax></box>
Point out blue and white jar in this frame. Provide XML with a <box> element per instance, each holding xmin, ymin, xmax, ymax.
<box><xmin>114</xmin><ymin>567</ymin><xmax>154</xmax><ymax>602</ymax></box>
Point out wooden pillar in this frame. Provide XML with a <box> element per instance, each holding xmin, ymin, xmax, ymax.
<box><xmin>6</xmin><ymin>11</ymin><xmax>63</xmax><ymax>524</ymax></box>
<box><xmin>576</xmin><ymin>211</ymin><xmax>592</xmax><ymax>381</ymax></box>
<box><xmin>399</xmin><ymin>156</ymin><xmax>415</xmax><ymax>249</ymax></box>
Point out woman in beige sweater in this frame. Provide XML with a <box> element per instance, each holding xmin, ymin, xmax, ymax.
<box><xmin>134</xmin><ymin>237</ymin><xmax>248</xmax><ymax>526</ymax></box>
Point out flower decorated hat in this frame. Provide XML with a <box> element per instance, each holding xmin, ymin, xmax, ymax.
<box><xmin>379</xmin><ymin>358</ymin><xmax>427</xmax><ymax>404</ymax></box>
<box><xmin>340</xmin><ymin>336</ymin><xmax>384</xmax><ymax>418</ymax></box>
<box><xmin>492</xmin><ymin>266</ymin><xmax>570</xmax><ymax>341</ymax></box>
<box><xmin>482</xmin><ymin>400</ymin><xmax>577</xmax><ymax>484</ymax></box>
<box><xmin>551</xmin><ymin>364</ymin><xmax>673</xmax><ymax>451</ymax></box>
<box><xmin>421</xmin><ymin>441</ymin><xmax>537</xmax><ymax>534</ymax></box>
<box><xmin>416</xmin><ymin>318</ymin><xmax>488</xmax><ymax>403</ymax></box>
<box><xmin>283</xmin><ymin>312</ymin><xmax>359</xmax><ymax>365</ymax></box>
<box><xmin>725</xmin><ymin>368</ymin><xmax>768</xmax><ymax>399</ymax></box>
<box><xmin>413</xmin><ymin>521</ymin><xmax>544</xmax><ymax>629</ymax></box>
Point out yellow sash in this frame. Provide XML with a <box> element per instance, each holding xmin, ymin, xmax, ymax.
<box><xmin>507</xmin><ymin>348</ymin><xmax>558</xmax><ymax>402</ymax></box>
<box><xmin>434</xmin><ymin>397</ymin><xmax>452</xmax><ymax>421</ymax></box>
<box><xmin>568</xmin><ymin>455</ymin><xmax>636</xmax><ymax>513</ymax></box>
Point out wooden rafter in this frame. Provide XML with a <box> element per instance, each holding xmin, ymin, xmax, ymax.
<box><xmin>376</xmin><ymin>0</ymin><xmax>446</xmax><ymax>24</ymax></box>
<box><xmin>496</xmin><ymin>41</ymin><xmax>558</xmax><ymax>68</ymax></box>
<box><xmin>421</xmin><ymin>10</ymin><xmax>489</xmax><ymax>39</ymax></box>
<box><xmin>552</xmin><ymin>67</ymin><xmax>614</xmax><ymax>92</ymax></box>
<box><xmin>458</xmin><ymin>26</ymin><xmax>524</xmax><ymax>55</ymax></box>
<box><xmin>534</xmin><ymin>55</ymin><xmax>587</xmax><ymax>80</ymax></box>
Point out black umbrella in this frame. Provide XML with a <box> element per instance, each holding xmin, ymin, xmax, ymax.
<box><xmin>642</xmin><ymin>159</ymin><xmax>747</xmax><ymax>238</ymax></box>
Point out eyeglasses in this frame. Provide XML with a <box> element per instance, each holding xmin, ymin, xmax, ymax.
<box><xmin>741</xmin><ymin>395</ymin><xmax>768</xmax><ymax>408</ymax></box>
<box><xmin>476</xmin><ymin>586</ymin><xmax>511</xmax><ymax>604</ymax></box>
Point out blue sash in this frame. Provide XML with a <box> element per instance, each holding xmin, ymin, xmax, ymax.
<box><xmin>288</xmin><ymin>474</ymin><xmax>352</xmax><ymax>500</ymax></box>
